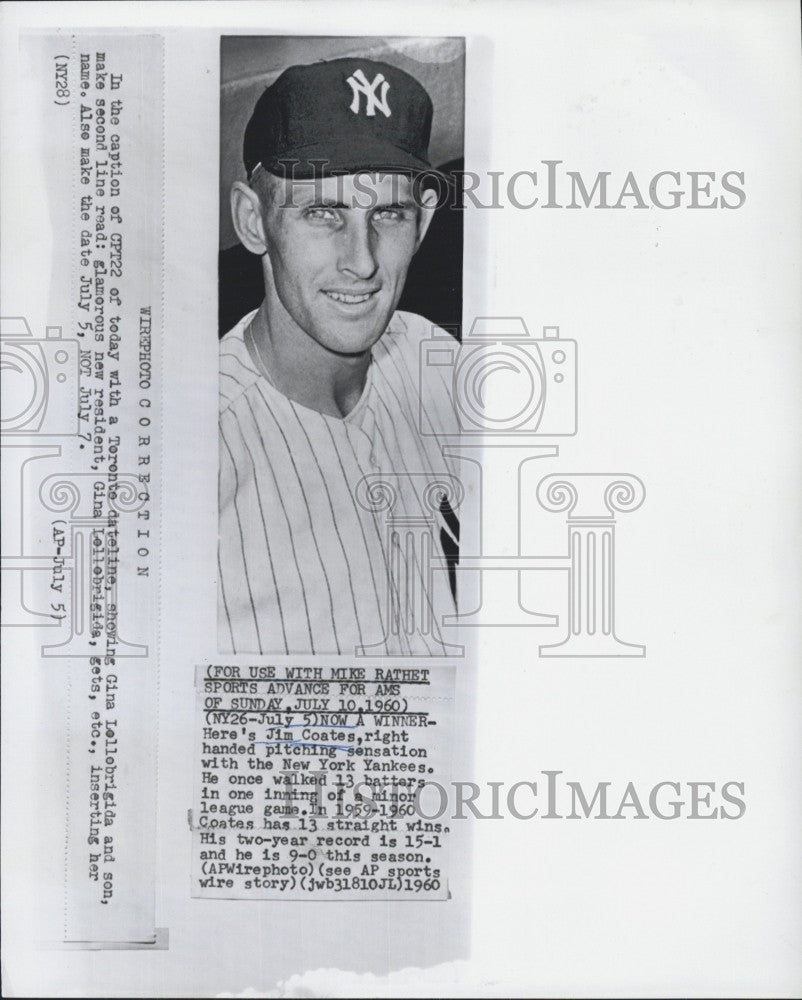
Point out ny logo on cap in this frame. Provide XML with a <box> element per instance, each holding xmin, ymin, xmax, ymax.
<box><xmin>346</xmin><ymin>68</ymin><xmax>392</xmax><ymax>118</ymax></box>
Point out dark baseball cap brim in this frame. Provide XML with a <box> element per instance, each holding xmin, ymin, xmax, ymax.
<box><xmin>258</xmin><ymin>140</ymin><xmax>442</xmax><ymax>182</ymax></box>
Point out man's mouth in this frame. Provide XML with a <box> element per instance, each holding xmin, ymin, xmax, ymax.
<box><xmin>323</xmin><ymin>290</ymin><xmax>378</xmax><ymax>304</ymax></box>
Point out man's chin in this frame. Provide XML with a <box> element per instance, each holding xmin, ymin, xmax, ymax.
<box><xmin>324</xmin><ymin>325</ymin><xmax>387</xmax><ymax>357</ymax></box>
<box><xmin>320</xmin><ymin>309</ymin><xmax>395</xmax><ymax>357</ymax></box>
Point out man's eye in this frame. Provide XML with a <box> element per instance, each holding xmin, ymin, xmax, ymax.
<box><xmin>306</xmin><ymin>207</ymin><xmax>338</xmax><ymax>221</ymax></box>
<box><xmin>373</xmin><ymin>208</ymin><xmax>404</xmax><ymax>223</ymax></box>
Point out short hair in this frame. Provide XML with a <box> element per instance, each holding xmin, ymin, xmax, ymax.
<box><xmin>248</xmin><ymin>166</ymin><xmax>282</xmax><ymax>215</ymax></box>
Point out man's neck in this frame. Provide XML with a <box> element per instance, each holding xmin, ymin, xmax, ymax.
<box><xmin>248</xmin><ymin>300</ymin><xmax>372</xmax><ymax>418</ymax></box>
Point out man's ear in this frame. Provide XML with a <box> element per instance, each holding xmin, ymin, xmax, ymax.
<box><xmin>414</xmin><ymin>186</ymin><xmax>440</xmax><ymax>250</ymax></box>
<box><xmin>231</xmin><ymin>181</ymin><xmax>268</xmax><ymax>255</ymax></box>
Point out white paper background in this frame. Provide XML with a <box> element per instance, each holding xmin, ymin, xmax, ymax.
<box><xmin>1</xmin><ymin>1</ymin><xmax>800</xmax><ymax>996</ymax></box>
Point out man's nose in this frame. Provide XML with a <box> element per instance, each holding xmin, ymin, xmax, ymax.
<box><xmin>338</xmin><ymin>218</ymin><xmax>378</xmax><ymax>281</ymax></box>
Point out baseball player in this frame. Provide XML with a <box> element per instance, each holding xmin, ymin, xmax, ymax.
<box><xmin>218</xmin><ymin>57</ymin><xmax>460</xmax><ymax>655</ymax></box>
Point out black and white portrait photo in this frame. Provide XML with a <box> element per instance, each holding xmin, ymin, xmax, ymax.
<box><xmin>217</xmin><ymin>37</ymin><xmax>466</xmax><ymax>655</ymax></box>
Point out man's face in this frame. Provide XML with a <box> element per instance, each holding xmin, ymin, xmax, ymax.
<box><xmin>259</xmin><ymin>172</ymin><xmax>433</xmax><ymax>356</ymax></box>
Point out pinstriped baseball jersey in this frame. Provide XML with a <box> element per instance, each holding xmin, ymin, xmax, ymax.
<box><xmin>218</xmin><ymin>309</ymin><xmax>460</xmax><ymax>655</ymax></box>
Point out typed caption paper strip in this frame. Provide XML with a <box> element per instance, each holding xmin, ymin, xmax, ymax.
<box><xmin>3</xmin><ymin>34</ymin><xmax>163</xmax><ymax>945</ymax></box>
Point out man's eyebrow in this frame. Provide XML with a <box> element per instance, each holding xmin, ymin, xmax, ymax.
<box><xmin>374</xmin><ymin>200</ymin><xmax>417</xmax><ymax>210</ymax></box>
<box><xmin>298</xmin><ymin>198</ymin><xmax>418</xmax><ymax>211</ymax></box>
<box><xmin>284</xmin><ymin>187</ymin><xmax>342</xmax><ymax>208</ymax></box>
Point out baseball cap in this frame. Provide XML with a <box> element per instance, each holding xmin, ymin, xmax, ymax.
<box><xmin>243</xmin><ymin>57</ymin><xmax>436</xmax><ymax>180</ymax></box>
